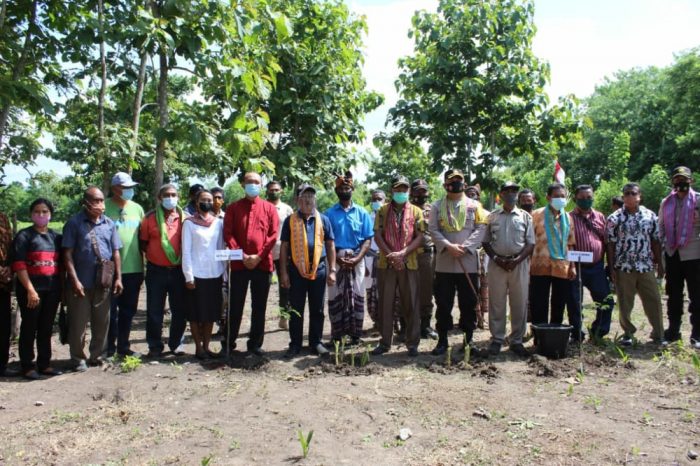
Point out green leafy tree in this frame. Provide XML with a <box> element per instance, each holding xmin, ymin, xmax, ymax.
<box><xmin>366</xmin><ymin>132</ymin><xmax>438</xmax><ymax>190</ymax></box>
<box><xmin>639</xmin><ymin>164</ymin><xmax>669</xmax><ymax>213</ymax></box>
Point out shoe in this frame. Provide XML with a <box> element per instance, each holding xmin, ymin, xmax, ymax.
<box><xmin>249</xmin><ymin>347</ymin><xmax>265</xmax><ymax>357</ymax></box>
<box><xmin>195</xmin><ymin>351</ymin><xmax>210</xmax><ymax>360</ymax></box>
<box><xmin>509</xmin><ymin>343</ymin><xmax>530</xmax><ymax>358</ymax></box>
<box><xmin>117</xmin><ymin>349</ymin><xmax>142</xmax><ymax>358</ymax></box>
<box><xmin>205</xmin><ymin>350</ymin><xmax>221</xmax><ymax>359</ymax></box>
<box><xmin>312</xmin><ymin>343</ymin><xmax>329</xmax><ymax>356</ymax></box>
<box><xmin>619</xmin><ymin>336</ymin><xmax>633</xmax><ymax>347</ymax></box>
<box><xmin>664</xmin><ymin>329</ymin><xmax>682</xmax><ymax>342</ymax></box>
<box><xmin>656</xmin><ymin>339</ymin><xmax>669</xmax><ymax>347</ymax></box>
<box><xmin>147</xmin><ymin>349</ymin><xmax>163</xmax><ymax>359</ymax></box>
<box><xmin>87</xmin><ymin>358</ymin><xmax>104</xmax><ymax>367</ymax></box>
<box><xmin>0</xmin><ymin>367</ymin><xmax>19</xmax><ymax>377</ymax></box>
<box><xmin>283</xmin><ymin>347</ymin><xmax>300</xmax><ymax>359</ymax></box>
<box><xmin>488</xmin><ymin>342</ymin><xmax>502</xmax><ymax>356</ymax></box>
<box><xmin>171</xmin><ymin>345</ymin><xmax>186</xmax><ymax>356</ymax></box>
<box><xmin>278</xmin><ymin>317</ymin><xmax>288</xmax><ymax>330</ymax></box>
<box><xmin>691</xmin><ymin>338</ymin><xmax>700</xmax><ymax>349</ymax></box>
<box><xmin>431</xmin><ymin>344</ymin><xmax>448</xmax><ymax>356</ymax></box>
<box><xmin>371</xmin><ymin>345</ymin><xmax>389</xmax><ymax>356</ymax></box>
<box><xmin>407</xmin><ymin>347</ymin><xmax>419</xmax><ymax>357</ymax></box>
<box><xmin>421</xmin><ymin>326</ymin><xmax>439</xmax><ymax>340</ymax></box>
<box><xmin>39</xmin><ymin>367</ymin><xmax>63</xmax><ymax>376</ymax></box>
<box><xmin>74</xmin><ymin>361</ymin><xmax>88</xmax><ymax>372</ymax></box>
<box><xmin>23</xmin><ymin>370</ymin><xmax>45</xmax><ymax>381</ymax></box>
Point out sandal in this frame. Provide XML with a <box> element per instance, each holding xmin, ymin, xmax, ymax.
<box><xmin>39</xmin><ymin>367</ymin><xmax>63</xmax><ymax>376</ymax></box>
<box><xmin>23</xmin><ymin>370</ymin><xmax>45</xmax><ymax>381</ymax></box>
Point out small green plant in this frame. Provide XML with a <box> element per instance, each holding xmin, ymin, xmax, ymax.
<box><xmin>692</xmin><ymin>353</ymin><xmax>700</xmax><ymax>376</ymax></box>
<box><xmin>681</xmin><ymin>412</ymin><xmax>696</xmax><ymax>423</ymax></box>
<box><xmin>566</xmin><ymin>383</ymin><xmax>574</xmax><ymax>396</ymax></box>
<box><xmin>120</xmin><ymin>355</ymin><xmax>142</xmax><ymax>373</ymax></box>
<box><xmin>200</xmin><ymin>454</ymin><xmax>213</xmax><ymax>465</ymax></box>
<box><xmin>360</xmin><ymin>344</ymin><xmax>370</xmax><ymax>367</ymax></box>
<box><xmin>640</xmin><ymin>411</ymin><xmax>653</xmax><ymax>426</ymax></box>
<box><xmin>615</xmin><ymin>345</ymin><xmax>630</xmax><ymax>364</ymax></box>
<box><xmin>334</xmin><ymin>340</ymin><xmax>341</xmax><ymax>366</ymax></box>
<box><xmin>575</xmin><ymin>369</ymin><xmax>585</xmax><ymax>384</ymax></box>
<box><xmin>445</xmin><ymin>345</ymin><xmax>452</xmax><ymax>368</ymax></box>
<box><xmin>171</xmin><ymin>361</ymin><xmax>182</xmax><ymax>371</ymax></box>
<box><xmin>350</xmin><ymin>350</ymin><xmax>356</xmax><ymax>367</ymax></box>
<box><xmin>297</xmin><ymin>430</ymin><xmax>314</xmax><ymax>458</ymax></box>
<box><xmin>229</xmin><ymin>439</ymin><xmax>240</xmax><ymax>451</ymax></box>
<box><xmin>277</xmin><ymin>306</ymin><xmax>301</xmax><ymax>321</ymax></box>
<box><xmin>584</xmin><ymin>394</ymin><xmax>602</xmax><ymax>412</ymax></box>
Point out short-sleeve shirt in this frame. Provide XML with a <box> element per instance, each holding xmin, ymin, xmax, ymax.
<box><xmin>272</xmin><ymin>201</ymin><xmax>294</xmax><ymax>261</ymax></box>
<box><xmin>324</xmin><ymin>202</ymin><xmax>374</xmax><ymax>250</ymax></box>
<box><xmin>139</xmin><ymin>208</ymin><xmax>183</xmax><ymax>267</ymax></box>
<box><xmin>483</xmin><ymin>207</ymin><xmax>535</xmax><ymax>257</ymax></box>
<box><xmin>570</xmin><ymin>208</ymin><xmax>607</xmax><ymax>264</ymax></box>
<box><xmin>280</xmin><ymin>211</ymin><xmax>334</xmax><ymax>262</ymax></box>
<box><xmin>105</xmin><ymin>198</ymin><xmax>144</xmax><ymax>274</ymax></box>
<box><xmin>62</xmin><ymin>210</ymin><xmax>122</xmax><ymax>289</ymax></box>
<box><xmin>374</xmin><ymin>203</ymin><xmax>425</xmax><ymax>270</ymax></box>
<box><xmin>606</xmin><ymin>206</ymin><xmax>659</xmax><ymax>273</ymax></box>
<box><xmin>11</xmin><ymin>227</ymin><xmax>62</xmax><ymax>292</ymax></box>
<box><xmin>530</xmin><ymin>207</ymin><xmax>576</xmax><ymax>279</ymax></box>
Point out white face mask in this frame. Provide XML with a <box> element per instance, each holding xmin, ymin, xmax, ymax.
<box><xmin>162</xmin><ymin>196</ymin><xmax>178</xmax><ymax>210</ymax></box>
<box><xmin>550</xmin><ymin>198</ymin><xmax>567</xmax><ymax>211</ymax></box>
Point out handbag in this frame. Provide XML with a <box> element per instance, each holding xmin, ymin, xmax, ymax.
<box><xmin>58</xmin><ymin>303</ymin><xmax>69</xmax><ymax>345</ymax></box>
<box><xmin>89</xmin><ymin>227</ymin><xmax>115</xmax><ymax>289</ymax></box>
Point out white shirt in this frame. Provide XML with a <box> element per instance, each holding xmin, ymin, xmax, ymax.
<box><xmin>272</xmin><ymin>201</ymin><xmax>294</xmax><ymax>260</ymax></box>
<box><xmin>182</xmin><ymin>217</ymin><xmax>225</xmax><ymax>282</ymax></box>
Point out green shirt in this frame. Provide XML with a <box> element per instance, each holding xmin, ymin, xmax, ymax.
<box><xmin>105</xmin><ymin>198</ymin><xmax>145</xmax><ymax>274</ymax></box>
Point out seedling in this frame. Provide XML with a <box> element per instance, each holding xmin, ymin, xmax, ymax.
<box><xmin>640</xmin><ymin>411</ymin><xmax>653</xmax><ymax>425</ymax></box>
<box><xmin>445</xmin><ymin>345</ymin><xmax>452</xmax><ymax>368</ymax></box>
<box><xmin>297</xmin><ymin>430</ymin><xmax>314</xmax><ymax>458</ymax></box>
<box><xmin>692</xmin><ymin>353</ymin><xmax>700</xmax><ymax>376</ymax></box>
<box><xmin>615</xmin><ymin>345</ymin><xmax>630</xmax><ymax>364</ymax></box>
<box><xmin>200</xmin><ymin>454</ymin><xmax>213</xmax><ymax>465</ymax></box>
<box><xmin>350</xmin><ymin>350</ymin><xmax>356</xmax><ymax>367</ymax></box>
<box><xmin>584</xmin><ymin>394</ymin><xmax>602</xmax><ymax>412</ymax></box>
<box><xmin>463</xmin><ymin>333</ymin><xmax>470</xmax><ymax>365</ymax></box>
<box><xmin>360</xmin><ymin>344</ymin><xmax>370</xmax><ymax>367</ymax></box>
<box><xmin>566</xmin><ymin>383</ymin><xmax>574</xmax><ymax>396</ymax></box>
<box><xmin>120</xmin><ymin>355</ymin><xmax>142</xmax><ymax>373</ymax></box>
<box><xmin>334</xmin><ymin>340</ymin><xmax>341</xmax><ymax>366</ymax></box>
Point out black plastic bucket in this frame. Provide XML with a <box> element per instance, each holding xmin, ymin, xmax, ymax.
<box><xmin>532</xmin><ymin>324</ymin><xmax>573</xmax><ymax>359</ymax></box>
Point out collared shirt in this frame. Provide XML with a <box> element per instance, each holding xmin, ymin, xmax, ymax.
<box><xmin>11</xmin><ymin>227</ymin><xmax>62</xmax><ymax>292</ymax></box>
<box><xmin>224</xmin><ymin>196</ymin><xmax>279</xmax><ymax>272</ymax></box>
<box><xmin>412</xmin><ymin>202</ymin><xmax>434</xmax><ymax>252</ymax></box>
<box><xmin>530</xmin><ymin>207</ymin><xmax>576</xmax><ymax>279</ymax></box>
<box><xmin>139</xmin><ymin>208</ymin><xmax>183</xmax><ymax>267</ymax></box>
<box><xmin>62</xmin><ymin>210</ymin><xmax>122</xmax><ymax>289</ymax></box>
<box><xmin>0</xmin><ymin>212</ymin><xmax>12</xmax><ymax>291</ymax></box>
<box><xmin>280</xmin><ymin>211</ymin><xmax>335</xmax><ymax>263</ymax></box>
<box><xmin>105</xmin><ymin>198</ymin><xmax>144</xmax><ymax>274</ymax></box>
<box><xmin>658</xmin><ymin>192</ymin><xmax>700</xmax><ymax>261</ymax></box>
<box><xmin>570</xmin><ymin>207</ymin><xmax>606</xmax><ymax>264</ymax></box>
<box><xmin>483</xmin><ymin>206</ymin><xmax>534</xmax><ymax>257</ymax></box>
<box><xmin>374</xmin><ymin>203</ymin><xmax>425</xmax><ymax>270</ymax></box>
<box><xmin>607</xmin><ymin>206</ymin><xmax>659</xmax><ymax>273</ymax></box>
<box><xmin>271</xmin><ymin>201</ymin><xmax>294</xmax><ymax>261</ymax></box>
<box><xmin>324</xmin><ymin>202</ymin><xmax>373</xmax><ymax>250</ymax></box>
<box><xmin>182</xmin><ymin>217</ymin><xmax>225</xmax><ymax>282</ymax></box>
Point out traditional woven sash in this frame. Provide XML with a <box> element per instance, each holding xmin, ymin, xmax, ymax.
<box><xmin>662</xmin><ymin>188</ymin><xmax>697</xmax><ymax>251</ymax></box>
<box><xmin>383</xmin><ymin>203</ymin><xmax>414</xmax><ymax>252</ymax></box>
<box><xmin>290</xmin><ymin>211</ymin><xmax>324</xmax><ymax>280</ymax></box>
<box><xmin>439</xmin><ymin>197</ymin><xmax>467</xmax><ymax>232</ymax></box>
<box><xmin>156</xmin><ymin>205</ymin><xmax>184</xmax><ymax>265</ymax></box>
<box><xmin>545</xmin><ymin>207</ymin><xmax>570</xmax><ymax>260</ymax></box>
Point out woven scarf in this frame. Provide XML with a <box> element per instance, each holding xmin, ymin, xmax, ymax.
<box><xmin>383</xmin><ymin>203</ymin><xmax>415</xmax><ymax>252</ymax></box>
<box><xmin>662</xmin><ymin>188</ymin><xmax>697</xmax><ymax>250</ymax></box>
<box><xmin>156</xmin><ymin>205</ymin><xmax>184</xmax><ymax>265</ymax></box>
<box><xmin>544</xmin><ymin>207</ymin><xmax>570</xmax><ymax>260</ymax></box>
<box><xmin>439</xmin><ymin>197</ymin><xmax>467</xmax><ymax>233</ymax></box>
<box><xmin>185</xmin><ymin>212</ymin><xmax>216</xmax><ymax>228</ymax></box>
<box><xmin>290</xmin><ymin>211</ymin><xmax>324</xmax><ymax>280</ymax></box>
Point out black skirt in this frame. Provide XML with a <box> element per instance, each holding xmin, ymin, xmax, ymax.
<box><xmin>186</xmin><ymin>276</ymin><xmax>223</xmax><ymax>323</ymax></box>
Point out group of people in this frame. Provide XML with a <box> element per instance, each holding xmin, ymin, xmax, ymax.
<box><xmin>0</xmin><ymin>164</ymin><xmax>698</xmax><ymax>379</ymax></box>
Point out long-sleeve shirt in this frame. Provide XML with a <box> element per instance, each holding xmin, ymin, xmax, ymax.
<box><xmin>182</xmin><ymin>218</ymin><xmax>225</xmax><ymax>282</ymax></box>
<box><xmin>223</xmin><ymin>196</ymin><xmax>279</xmax><ymax>272</ymax></box>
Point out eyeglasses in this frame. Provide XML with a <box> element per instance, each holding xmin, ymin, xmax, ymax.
<box><xmin>623</xmin><ymin>191</ymin><xmax>640</xmax><ymax>196</ymax></box>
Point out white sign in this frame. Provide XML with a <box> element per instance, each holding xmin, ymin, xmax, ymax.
<box><xmin>567</xmin><ymin>250</ymin><xmax>594</xmax><ymax>263</ymax></box>
<box><xmin>215</xmin><ymin>249</ymin><xmax>243</xmax><ymax>261</ymax></box>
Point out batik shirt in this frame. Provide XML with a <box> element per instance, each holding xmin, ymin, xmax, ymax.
<box><xmin>606</xmin><ymin>206</ymin><xmax>659</xmax><ymax>273</ymax></box>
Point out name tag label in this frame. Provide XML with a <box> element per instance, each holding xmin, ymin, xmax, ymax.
<box><xmin>215</xmin><ymin>249</ymin><xmax>243</xmax><ymax>261</ymax></box>
<box><xmin>567</xmin><ymin>250</ymin><xmax>594</xmax><ymax>263</ymax></box>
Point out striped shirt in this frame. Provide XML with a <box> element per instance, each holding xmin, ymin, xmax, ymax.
<box><xmin>12</xmin><ymin>227</ymin><xmax>62</xmax><ymax>292</ymax></box>
<box><xmin>570</xmin><ymin>207</ymin><xmax>606</xmax><ymax>264</ymax></box>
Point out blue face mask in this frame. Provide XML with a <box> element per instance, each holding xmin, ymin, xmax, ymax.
<box><xmin>120</xmin><ymin>188</ymin><xmax>135</xmax><ymax>201</ymax></box>
<box><xmin>161</xmin><ymin>196</ymin><xmax>178</xmax><ymax>210</ymax></box>
<box><xmin>371</xmin><ymin>201</ymin><xmax>382</xmax><ymax>211</ymax></box>
<box><xmin>245</xmin><ymin>183</ymin><xmax>261</xmax><ymax>198</ymax></box>
<box><xmin>550</xmin><ymin>197</ymin><xmax>567</xmax><ymax>211</ymax></box>
<box><xmin>393</xmin><ymin>192</ymin><xmax>409</xmax><ymax>204</ymax></box>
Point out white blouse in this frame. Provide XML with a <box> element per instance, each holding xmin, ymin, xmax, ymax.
<box><xmin>181</xmin><ymin>218</ymin><xmax>225</xmax><ymax>282</ymax></box>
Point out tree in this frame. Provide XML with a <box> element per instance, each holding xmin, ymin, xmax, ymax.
<box><xmin>366</xmin><ymin>132</ymin><xmax>438</xmax><ymax>190</ymax></box>
<box><xmin>667</xmin><ymin>48</ymin><xmax>700</xmax><ymax>164</ymax></box>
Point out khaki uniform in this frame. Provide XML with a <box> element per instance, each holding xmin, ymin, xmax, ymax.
<box><xmin>483</xmin><ymin>207</ymin><xmax>535</xmax><ymax>345</ymax></box>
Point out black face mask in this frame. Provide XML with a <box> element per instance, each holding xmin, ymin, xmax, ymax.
<box><xmin>337</xmin><ymin>191</ymin><xmax>352</xmax><ymax>202</ymax></box>
<box><xmin>199</xmin><ymin>202</ymin><xmax>213</xmax><ymax>213</ymax></box>
<box><xmin>674</xmin><ymin>182</ymin><xmax>690</xmax><ymax>192</ymax></box>
<box><xmin>412</xmin><ymin>196</ymin><xmax>429</xmax><ymax>206</ymax></box>
<box><xmin>520</xmin><ymin>203</ymin><xmax>534</xmax><ymax>213</ymax></box>
<box><xmin>447</xmin><ymin>181</ymin><xmax>464</xmax><ymax>193</ymax></box>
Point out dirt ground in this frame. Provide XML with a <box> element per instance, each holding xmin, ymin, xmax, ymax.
<box><xmin>1</xmin><ymin>277</ymin><xmax>699</xmax><ymax>466</ymax></box>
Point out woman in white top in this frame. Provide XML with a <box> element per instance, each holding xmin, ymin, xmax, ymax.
<box><xmin>182</xmin><ymin>190</ymin><xmax>225</xmax><ymax>359</ymax></box>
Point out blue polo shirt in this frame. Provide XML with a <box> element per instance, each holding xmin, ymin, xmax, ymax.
<box><xmin>62</xmin><ymin>210</ymin><xmax>122</xmax><ymax>289</ymax></box>
<box><xmin>324</xmin><ymin>202</ymin><xmax>373</xmax><ymax>250</ymax></box>
<box><xmin>280</xmin><ymin>211</ymin><xmax>335</xmax><ymax>261</ymax></box>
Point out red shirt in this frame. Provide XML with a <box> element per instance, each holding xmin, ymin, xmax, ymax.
<box><xmin>570</xmin><ymin>207</ymin><xmax>606</xmax><ymax>264</ymax></box>
<box><xmin>139</xmin><ymin>209</ymin><xmax>183</xmax><ymax>267</ymax></box>
<box><xmin>224</xmin><ymin>196</ymin><xmax>279</xmax><ymax>272</ymax></box>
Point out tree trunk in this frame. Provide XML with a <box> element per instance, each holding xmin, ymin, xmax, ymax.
<box><xmin>128</xmin><ymin>50</ymin><xmax>148</xmax><ymax>173</ymax></box>
<box><xmin>0</xmin><ymin>0</ymin><xmax>36</xmax><ymax>151</ymax></box>
<box><xmin>98</xmin><ymin>0</ymin><xmax>109</xmax><ymax>193</ymax></box>
<box><xmin>154</xmin><ymin>50</ymin><xmax>168</xmax><ymax>198</ymax></box>
<box><xmin>0</xmin><ymin>0</ymin><xmax>8</xmax><ymax>33</ymax></box>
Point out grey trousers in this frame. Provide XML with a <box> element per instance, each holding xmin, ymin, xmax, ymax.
<box><xmin>377</xmin><ymin>267</ymin><xmax>421</xmax><ymax>349</ymax></box>
<box><xmin>488</xmin><ymin>259</ymin><xmax>529</xmax><ymax>345</ymax></box>
<box><xmin>67</xmin><ymin>286</ymin><xmax>111</xmax><ymax>363</ymax></box>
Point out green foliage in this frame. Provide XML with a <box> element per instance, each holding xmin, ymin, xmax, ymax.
<box><xmin>120</xmin><ymin>354</ymin><xmax>142</xmax><ymax>373</ymax></box>
<box><xmin>639</xmin><ymin>164</ymin><xmax>669</xmax><ymax>213</ymax></box>
<box><xmin>366</xmin><ymin>132</ymin><xmax>439</xmax><ymax>190</ymax></box>
<box><xmin>297</xmin><ymin>430</ymin><xmax>313</xmax><ymax>458</ymax></box>
<box><xmin>0</xmin><ymin>171</ymin><xmax>84</xmax><ymax>222</ymax></box>
<box><xmin>593</xmin><ymin>178</ymin><xmax>628</xmax><ymax>216</ymax></box>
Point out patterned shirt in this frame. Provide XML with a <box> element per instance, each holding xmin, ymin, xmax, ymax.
<box><xmin>606</xmin><ymin>206</ymin><xmax>659</xmax><ymax>273</ymax></box>
<box><xmin>12</xmin><ymin>227</ymin><xmax>62</xmax><ymax>292</ymax></box>
<box><xmin>374</xmin><ymin>203</ymin><xmax>425</xmax><ymax>270</ymax></box>
<box><xmin>530</xmin><ymin>207</ymin><xmax>576</xmax><ymax>279</ymax></box>
<box><xmin>0</xmin><ymin>212</ymin><xmax>12</xmax><ymax>291</ymax></box>
<box><xmin>570</xmin><ymin>207</ymin><xmax>606</xmax><ymax>264</ymax></box>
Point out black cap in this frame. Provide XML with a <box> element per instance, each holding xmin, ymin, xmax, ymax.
<box><xmin>296</xmin><ymin>183</ymin><xmax>316</xmax><ymax>196</ymax></box>
<box><xmin>189</xmin><ymin>183</ymin><xmax>204</xmax><ymax>196</ymax></box>
<box><xmin>500</xmin><ymin>181</ymin><xmax>520</xmax><ymax>191</ymax></box>
<box><xmin>671</xmin><ymin>166</ymin><xmax>692</xmax><ymax>179</ymax></box>
<box><xmin>411</xmin><ymin>179</ymin><xmax>429</xmax><ymax>190</ymax></box>
<box><xmin>391</xmin><ymin>175</ymin><xmax>410</xmax><ymax>188</ymax></box>
<box><xmin>444</xmin><ymin>168</ymin><xmax>464</xmax><ymax>181</ymax></box>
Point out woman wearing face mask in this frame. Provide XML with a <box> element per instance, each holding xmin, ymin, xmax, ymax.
<box><xmin>182</xmin><ymin>190</ymin><xmax>225</xmax><ymax>359</ymax></box>
<box><xmin>12</xmin><ymin>198</ymin><xmax>63</xmax><ymax>379</ymax></box>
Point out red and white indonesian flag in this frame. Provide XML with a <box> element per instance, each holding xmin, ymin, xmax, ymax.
<box><xmin>553</xmin><ymin>160</ymin><xmax>566</xmax><ymax>184</ymax></box>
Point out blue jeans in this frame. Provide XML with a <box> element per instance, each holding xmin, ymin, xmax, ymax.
<box><xmin>288</xmin><ymin>262</ymin><xmax>327</xmax><ymax>349</ymax></box>
<box><xmin>108</xmin><ymin>272</ymin><xmax>144</xmax><ymax>354</ymax></box>
<box><xmin>569</xmin><ymin>261</ymin><xmax>614</xmax><ymax>338</ymax></box>
<box><xmin>145</xmin><ymin>263</ymin><xmax>187</xmax><ymax>352</ymax></box>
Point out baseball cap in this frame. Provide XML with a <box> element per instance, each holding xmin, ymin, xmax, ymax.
<box><xmin>111</xmin><ymin>172</ymin><xmax>139</xmax><ymax>188</ymax></box>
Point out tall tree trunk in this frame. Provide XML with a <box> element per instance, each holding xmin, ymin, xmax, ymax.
<box><xmin>154</xmin><ymin>50</ymin><xmax>168</xmax><ymax>198</ymax></box>
<box><xmin>0</xmin><ymin>0</ymin><xmax>36</xmax><ymax>151</ymax></box>
<box><xmin>98</xmin><ymin>0</ymin><xmax>109</xmax><ymax>193</ymax></box>
<box><xmin>128</xmin><ymin>50</ymin><xmax>148</xmax><ymax>174</ymax></box>
<box><xmin>0</xmin><ymin>0</ymin><xmax>8</xmax><ymax>33</ymax></box>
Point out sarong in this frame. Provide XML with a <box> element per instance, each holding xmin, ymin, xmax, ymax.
<box><xmin>328</xmin><ymin>249</ymin><xmax>366</xmax><ymax>339</ymax></box>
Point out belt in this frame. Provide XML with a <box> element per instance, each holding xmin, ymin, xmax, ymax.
<box><xmin>148</xmin><ymin>262</ymin><xmax>180</xmax><ymax>269</ymax></box>
<box><xmin>495</xmin><ymin>254</ymin><xmax>518</xmax><ymax>260</ymax></box>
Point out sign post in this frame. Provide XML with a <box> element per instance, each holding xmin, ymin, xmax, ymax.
<box><xmin>567</xmin><ymin>251</ymin><xmax>594</xmax><ymax>373</ymax></box>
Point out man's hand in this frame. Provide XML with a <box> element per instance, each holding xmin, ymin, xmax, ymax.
<box><xmin>656</xmin><ymin>262</ymin><xmax>665</xmax><ymax>279</ymax></box>
<box><xmin>113</xmin><ymin>278</ymin><xmax>124</xmax><ymax>295</ymax></box>
<box><xmin>327</xmin><ymin>270</ymin><xmax>337</xmax><ymax>286</ymax></box>
<box><xmin>446</xmin><ymin>243</ymin><xmax>465</xmax><ymax>258</ymax></box>
<box><xmin>72</xmin><ymin>278</ymin><xmax>86</xmax><ymax>297</ymax></box>
<box><xmin>567</xmin><ymin>266</ymin><xmax>576</xmax><ymax>280</ymax></box>
<box><xmin>280</xmin><ymin>273</ymin><xmax>290</xmax><ymax>289</ymax></box>
<box><xmin>27</xmin><ymin>289</ymin><xmax>40</xmax><ymax>309</ymax></box>
<box><xmin>243</xmin><ymin>254</ymin><xmax>261</xmax><ymax>270</ymax></box>
<box><xmin>0</xmin><ymin>266</ymin><xmax>11</xmax><ymax>283</ymax></box>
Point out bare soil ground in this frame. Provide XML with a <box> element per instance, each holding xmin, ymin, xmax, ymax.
<box><xmin>1</xmin><ymin>282</ymin><xmax>699</xmax><ymax>466</ymax></box>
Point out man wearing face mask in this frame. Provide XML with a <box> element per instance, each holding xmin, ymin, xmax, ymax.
<box><xmin>428</xmin><ymin>169</ymin><xmax>488</xmax><ymax>355</ymax></box>
<box><xmin>266</xmin><ymin>181</ymin><xmax>294</xmax><ymax>330</ymax></box>
<box><xmin>139</xmin><ymin>184</ymin><xmax>188</xmax><ymax>358</ymax></box>
<box><xmin>482</xmin><ymin>181</ymin><xmax>535</xmax><ymax>357</ymax></box>
<box><xmin>371</xmin><ymin>176</ymin><xmax>425</xmax><ymax>356</ymax></box>
<box><xmin>105</xmin><ymin>172</ymin><xmax>145</xmax><ymax>358</ymax></box>
<box><xmin>569</xmin><ymin>184</ymin><xmax>614</xmax><ymax>341</ymax></box>
<box><xmin>411</xmin><ymin>179</ymin><xmax>438</xmax><ymax>340</ymax></box>
<box><xmin>659</xmin><ymin>166</ymin><xmax>700</xmax><ymax>348</ymax></box>
<box><xmin>518</xmin><ymin>189</ymin><xmax>536</xmax><ymax>214</ymax></box>
<box><xmin>63</xmin><ymin>187</ymin><xmax>123</xmax><ymax>371</ymax></box>
<box><xmin>529</xmin><ymin>183</ymin><xmax>576</xmax><ymax>337</ymax></box>
<box><xmin>184</xmin><ymin>184</ymin><xmax>204</xmax><ymax>216</ymax></box>
<box><xmin>224</xmin><ymin>172</ymin><xmax>279</xmax><ymax>356</ymax></box>
<box><xmin>365</xmin><ymin>189</ymin><xmax>386</xmax><ymax>328</ymax></box>
<box><xmin>325</xmin><ymin>171</ymin><xmax>373</xmax><ymax>345</ymax></box>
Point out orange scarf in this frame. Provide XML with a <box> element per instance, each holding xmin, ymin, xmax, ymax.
<box><xmin>290</xmin><ymin>211</ymin><xmax>324</xmax><ymax>280</ymax></box>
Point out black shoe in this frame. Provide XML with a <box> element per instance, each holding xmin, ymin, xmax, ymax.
<box><xmin>488</xmin><ymin>342</ymin><xmax>502</xmax><ymax>356</ymax></box>
<box><xmin>664</xmin><ymin>329</ymin><xmax>682</xmax><ymax>342</ymax></box>
<box><xmin>146</xmin><ymin>349</ymin><xmax>163</xmax><ymax>359</ymax></box>
<box><xmin>117</xmin><ymin>349</ymin><xmax>142</xmax><ymax>358</ymax></box>
<box><xmin>509</xmin><ymin>343</ymin><xmax>530</xmax><ymax>358</ymax></box>
<box><xmin>39</xmin><ymin>367</ymin><xmax>63</xmax><ymax>376</ymax></box>
<box><xmin>87</xmin><ymin>358</ymin><xmax>104</xmax><ymax>367</ymax></box>
<box><xmin>421</xmin><ymin>326</ymin><xmax>439</xmax><ymax>340</ymax></box>
<box><xmin>0</xmin><ymin>367</ymin><xmax>19</xmax><ymax>377</ymax></box>
<box><xmin>431</xmin><ymin>344</ymin><xmax>448</xmax><ymax>356</ymax></box>
<box><xmin>23</xmin><ymin>370</ymin><xmax>45</xmax><ymax>381</ymax></box>
<box><xmin>371</xmin><ymin>345</ymin><xmax>389</xmax><ymax>356</ymax></box>
<box><xmin>407</xmin><ymin>347</ymin><xmax>419</xmax><ymax>357</ymax></box>
<box><xmin>283</xmin><ymin>347</ymin><xmax>301</xmax><ymax>359</ymax></box>
<box><xmin>619</xmin><ymin>336</ymin><xmax>633</xmax><ymax>347</ymax></box>
<box><xmin>249</xmin><ymin>347</ymin><xmax>265</xmax><ymax>357</ymax></box>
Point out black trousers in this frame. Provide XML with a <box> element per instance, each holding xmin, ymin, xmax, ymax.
<box><xmin>274</xmin><ymin>259</ymin><xmax>290</xmax><ymax>311</ymax></box>
<box><xmin>17</xmin><ymin>287</ymin><xmax>61</xmax><ymax>371</ymax></box>
<box><xmin>288</xmin><ymin>262</ymin><xmax>327</xmax><ymax>349</ymax></box>
<box><xmin>665</xmin><ymin>252</ymin><xmax>700</xmax><ymax>340</ymax></box>
<box><xmin>228</xmin><ymin>269</ymin><xmax>271</xmax><ymax>351</ymax></box>
<box><xmin>0</xmin><ymin>288</ymin><xmax>10</xmax><ymax>372</ymax></box>
<box><xmin>530</xmin><ymin>275</ymin><xmax>571</xmax><ymax>325</ymax></box>
<box><xmin>434</xmin><ymin>272</ymin><xmax>479</xmax><ymax>342</ymax></box>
